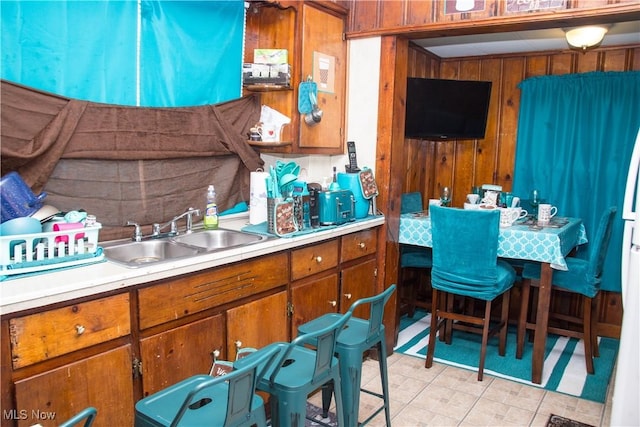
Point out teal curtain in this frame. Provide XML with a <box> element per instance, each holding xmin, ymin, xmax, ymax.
<box><xmin>513</xmin><ymin>71</ymin><xmax>640</xmax><ymax>292</ymax></box>
<box><xmin>1</xmin><ymin>0</ymin><xmax>244</xmax><ymax>106</ymax></box>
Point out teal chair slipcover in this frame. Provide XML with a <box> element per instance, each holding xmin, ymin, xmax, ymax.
<box><xmin>297</xmin><ymin>285</ymin><xmax>396</xmax><ymax>427</ymax></box>
<box><xmin>235</xmin><ymin>310</ymin><xmax>353</xmax><ymax>427</ymax></box>
<box><xmin>426</xmin><ymin>205</ymin><xmax>516</xmax><ymax>381</ymax></box>
<box><xmin>399</xmin><ymin>192</ymin><xmax>433</xmax><ymax>317</ymax></box>
<box><xmin>134</xmin><ymin>345</ymin><xmax>281</xmax><ymax>427</ymax></box>
<box><xmin>59</xmin><ymin>407</ymin><xmax>97</xmax><ymax>427</ymax></box>
<box><xmin>517</xmin><ymin>206</ymin><xmax>617</xmax><ymax>373</ymax></box>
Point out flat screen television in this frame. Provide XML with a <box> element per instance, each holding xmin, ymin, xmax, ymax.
<box><xmin>404</xmin><ymin>77</ymin><xmax>492</xmax><ymax>140</ymax></box>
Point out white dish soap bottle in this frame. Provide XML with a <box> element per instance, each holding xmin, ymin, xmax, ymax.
<box><xmin>204</xmin><ymin>185</ymin><xmax>218</xmax><ymax>229</ymax></box>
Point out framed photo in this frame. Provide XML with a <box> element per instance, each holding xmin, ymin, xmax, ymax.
<box><xmin>505</xmin><ymin>0</ymin><xmax>567</xmax><ymax>14</ymax></box>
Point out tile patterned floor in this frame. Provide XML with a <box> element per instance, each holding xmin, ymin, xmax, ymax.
<box><xmin>308</xmin><ymin>352</ymin><xmax>614</xmax><ymax>426</ymax></box>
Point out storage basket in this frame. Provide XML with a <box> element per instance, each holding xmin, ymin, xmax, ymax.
<box><xmin>0</xmin><ymin>224</ymin><xmax>103</xmax><ymax>276</ymax></box>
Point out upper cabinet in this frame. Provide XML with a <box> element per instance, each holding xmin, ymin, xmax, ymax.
<box><xmin>244</xmin><ymin>1</ymin><xmax>347</xmax><ymax>154</ymax></box>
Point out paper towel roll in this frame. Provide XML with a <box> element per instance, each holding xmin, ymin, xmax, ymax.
<box><xmin>250</xmin><ymin>171</ymin><xmax>269</xmax><ymax>224</ymax></box>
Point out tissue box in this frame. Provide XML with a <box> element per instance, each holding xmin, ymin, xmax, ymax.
<box><xmin>254</xmin><ymin>49</ymin><xmax>288</xmax><ymax>64</ymax></box>
<box><xmin>242</xmin><ymin>63</ymin><xmax>291</xmax><ymax>87</ymax></box>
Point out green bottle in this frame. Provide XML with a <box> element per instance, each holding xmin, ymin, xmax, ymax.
<box><xmin>204</xmin><ymin>185</ymin><xmax>218</xmax><ymax>229</ymax></box>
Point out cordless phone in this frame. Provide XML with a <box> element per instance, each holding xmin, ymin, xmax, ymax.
<box><xmin>345</xmin><ymin>141</ymin><xmax>361</xmax><ymax>173</ymax></box>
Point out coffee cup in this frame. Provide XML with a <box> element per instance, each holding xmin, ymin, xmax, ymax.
<box><xmin>260</xmin><ymin>124</ymin><xmax>278</xmax><ymax>142</ymax></box>
<box><xmin>537</xmin><ymin>203</ymin><xmax>557</xmax><ymax>223</ymax></box>
<box><xmin>510</xmin><ymin>207</ymin><xmax>528</xmax><ymax>220</ymax></box>
<box><xmin>499</xmin><ymin>208</ymin><xmax>520</xmax><ymax>228</ymax></box>
<box><xmin>481</xmin><ymin>190</ymin><xmax>499</xmax><ymax>207</ymax></box>
<box><xmin>466</xmin><ymin>193</ymin><xmax>480</xmax><ymax>204</ymax></box>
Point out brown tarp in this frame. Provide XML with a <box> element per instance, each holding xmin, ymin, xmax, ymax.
<box><xmin>1</xmin><ymin>80</ymin><xmax>264</xmax><ymax>241</ymax></box>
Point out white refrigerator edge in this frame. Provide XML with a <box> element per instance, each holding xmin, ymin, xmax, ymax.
<box><xmin>610</xmin><ymin>127</ymin><xmax>640</xmax><ymax>426</ymax></box>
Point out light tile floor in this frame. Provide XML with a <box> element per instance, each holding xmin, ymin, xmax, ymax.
<box><xmin>309</xmin><ymin>352</ymin><xmax>614</xmax><ymax>426</ymax></box>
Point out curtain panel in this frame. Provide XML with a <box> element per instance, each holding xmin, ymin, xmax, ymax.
<box><xmin>513</xmin><ymin>71</ymin><xmax>640</xmax><ymax>292</ymax></box>
<box><xmin>1</xmin><ymin>0</ymin><xmax>244</xmax><ymax>106</ymax></box>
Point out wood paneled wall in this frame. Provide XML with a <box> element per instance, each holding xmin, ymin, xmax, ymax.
<box><xmin>401</xmin><ymin>44</ymin><xmax>640</xmax><ymax>336</ymax></box>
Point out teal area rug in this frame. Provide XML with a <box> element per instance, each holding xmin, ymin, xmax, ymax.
<box><xmin>394</xmin><ymin>309</ymin><xmax>619</xmax><ymax>403</ymax></box>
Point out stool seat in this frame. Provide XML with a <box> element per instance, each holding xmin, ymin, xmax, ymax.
<box><xmin>298</xmin><ymin>285</ymin><xmax>396</xmax><ymax>427</ymax></box>
<box><xmin>135</xmin><ymin>345</ymin><xmax>280</xmax><ymax>427</ymax></box>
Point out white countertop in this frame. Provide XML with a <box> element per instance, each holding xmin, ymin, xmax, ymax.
<box><xmin>0</xmin><ymin>213</ymin><xmax>385</xmax><ymax>316</ymax></box>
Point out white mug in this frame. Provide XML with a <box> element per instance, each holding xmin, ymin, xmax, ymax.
<box><xmin>259</xmin><ymin>124</ymin><xmax>278</xmax><ymax>142</ymax></box>
<box><xmin>499</xmin><ymin>208</ymin><xmax>520</xmax><ymax>228</ymax></box>
<box><xmin>510</xmin><ymin>207</ymin><xmax>528</xmax><ymax>220</ymax></box>
<box><xmin>537</xmin><ymin>204</ymin><xmax>557</xmax><ymax>223</ymax></box>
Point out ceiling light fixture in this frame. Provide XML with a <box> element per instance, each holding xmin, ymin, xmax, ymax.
<box><xmin>565</xmin><ymin>26</ymin><xmax>608</xmax><ymax>52</ymax></box>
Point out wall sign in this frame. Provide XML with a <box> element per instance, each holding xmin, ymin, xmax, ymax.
<box><xmin>313</xmin><ymin>51</ymin><xmax>336</xmax><ymax>94</ymax></box>
<box><xmin>506</xmin><ymin>0</ymin><xmax>567</xmax><ymax>13</ymax></box>
<box><xmin>444</xmin><ymin>0</ymin><xmax>485</xmax><ymax>14</ymax></box>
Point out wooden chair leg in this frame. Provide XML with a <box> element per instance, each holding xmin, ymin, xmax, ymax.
<box><xmin>425</xmin><ymin>288</ymin><xmax>439</xmax><ymax>369</ymax></box>
<box><xmin>516</xmin><ymin>280</ymin><xmax>531</xmax><ymax>359</ymax></box>
<box><xmin>583</xmin><ymin>295</ymin><xmax>595</xmax><ymax>374</ymax></box>
<box><xmin>591</xmin><ymin>294</ymin><xmax>600</xmax><ymax>358</ymax></box>
<box><xmin>478</xmin><ymin>300</ymin><xmax>492</xmax><ymax>381</ymax></box>
<box><xmin>499</xmin><ymin>289</ymin><xmax>511</xmax><ymax>356</ymax></box>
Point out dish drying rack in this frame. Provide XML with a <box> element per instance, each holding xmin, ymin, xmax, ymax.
<box><xmin>0</xmin><ymin>224</ymin><xmax>103</xmax><ymax>276</ymax></box>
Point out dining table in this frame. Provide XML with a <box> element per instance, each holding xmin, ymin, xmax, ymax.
<box><xmin>398</xmin><ymin>209</ymin><xmax>588</xmax><ymax>384</ymax></box>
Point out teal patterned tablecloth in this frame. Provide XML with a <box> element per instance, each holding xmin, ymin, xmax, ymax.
<box><xmin>399</xmin><ymin>212</ymin><xmax>588</xmax><ymax>270</ymax></box>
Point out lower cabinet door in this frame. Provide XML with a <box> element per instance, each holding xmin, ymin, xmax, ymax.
<box><xmin>290</xmin><ymin>274</ymin><xmax>339</xmax><ymax>335</ymax></box>
<box><xmin>226</xmin><ymin>291</ymin><xmax>288</xmax><ymax>360</ymax></box>
<box><xmin>341</xmin><ymin>258</ymin><xmax>377</xmax><ymax>317</ymax></box>
<box><xmin>139</xmin><ymin>314</ymin><xmax>225</xmax><ymax>396</ymax></box>
<box><xmin>14</xmin><ymin>345</ymin><xmax>134</xmax><ymax>427</ymax></box>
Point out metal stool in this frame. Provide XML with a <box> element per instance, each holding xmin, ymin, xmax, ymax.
<box><xmin>297</xmin><ymin>285</ymin><xmax>396</xmax><ymax>427</ymax></box>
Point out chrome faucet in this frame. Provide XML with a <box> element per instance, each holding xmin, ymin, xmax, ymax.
<box><xmin>152</xmin><ymin>207</ymin><xmax>201</xmax><ymax>237</ymax></box>
<box><xmin>126</xmin><ymin>221</ymin><xmax>143</xmax><ymax>242</ymax></box>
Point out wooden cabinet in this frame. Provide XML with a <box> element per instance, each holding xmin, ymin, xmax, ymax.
<box><xmin>227</xmin><ymin>291</ymin><xmax>288</xmax><ymax>360</ymax></box>
<box><xmin>291</xmin><ymin>273</ymin><xmax>340</xmax><ymax>334</ymax></box>
<box><xmin>139</xmin><ymin>314</ymin><xmax>225</xmax><ymax>396</ymax></box>
<box><xmin>13</xmin><ymin>345</ymin><xmax>134</xmax><ymax>427</ymax></box>
<box><xmin>244</xmin><ymin>1</ymin><xmax>347</xmax><ymax>154</ymax></box>
<box><xmin>340</xmin><ymin>230</ymin><xmax>378</xmax><ymax>318</ymax></box>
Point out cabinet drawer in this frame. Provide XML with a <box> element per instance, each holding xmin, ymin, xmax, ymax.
<box><xmin>138</xmin><ymin>252</ymin><xmax>288</xmax><ymax>329</ymax></box>
<box><xmin>290</xmin><ymin>239</ymin><xmax>339</xmax><ymax>281</ymax></box>
<box><xmin>341</xmin><ymin>229</ymin><xmax>377</xmax><ymax>263</ymax></box>
<box><xmin>9</xmin><ymin>293</ymin><xmax>131</xmax><ymax>369</ymax></box>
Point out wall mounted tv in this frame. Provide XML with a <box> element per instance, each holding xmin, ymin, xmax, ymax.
<box><xmin>404</xmin><ymin>77</ymin><xmax>492</xmax><ymax>140</ymax></box>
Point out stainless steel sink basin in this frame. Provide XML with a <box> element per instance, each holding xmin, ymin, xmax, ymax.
<box><xmin>171</xmin><ymin>228</ymin><xmax>268</xmax><ymax>250</ymax></box>
<box><xmin>103</xmin><ymin>240</ymin><xmax>201</xmax><ymax>267</ymax></box>
<box><xmin>103</xmin><ymin>228</ymin><xmax>268</xmax><ymax>267</ymax></box>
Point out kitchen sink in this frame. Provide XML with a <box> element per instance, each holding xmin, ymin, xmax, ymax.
<box><xmin>102</xmin><ymin>239</ymin><xmax>202</xmax><ymax>267</ymax></box>
<box><xmin>103</xmin><ymin>228</ymin><xmax>268</xmax><ymax>267</ymax></box>
<box><xmin>171</xmin><ymin>228</ymin><xmax>268</xmax><ymax>250</ymax></box>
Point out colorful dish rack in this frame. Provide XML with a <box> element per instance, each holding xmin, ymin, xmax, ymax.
<box><xmin>0</xmin><ymin>224</ymin><xmax>103</xmax><ymax>276</ymax></box>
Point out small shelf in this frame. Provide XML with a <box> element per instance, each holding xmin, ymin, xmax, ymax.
<box><xmin>243</xmin><ymin>84</ymin><xmax>292</xmax><ymax>92</ymax></box>
<box><xmin>247</xmin><ymin>140</ymin><xmax>292</xmax><ymax>148</ymax></box>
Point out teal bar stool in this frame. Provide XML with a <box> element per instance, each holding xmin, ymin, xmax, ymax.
<box><xmin>135</xmin><ymin>345</ymin><xmax>280</xmax><ymax>427</ymax></box>
<box><xmin>297</xmin><ymin>284</ymin><xmax>396</xmax><ymax>427</ymax></box>
<box><xmin>234</xmin><ymin>310</ymin><xmax>352</xmax><ymax>427</ymax></box>
<box><xmin>59</xmin><ymin>407</ymin><xmax>97</xmax><ymax>427</ymax></box>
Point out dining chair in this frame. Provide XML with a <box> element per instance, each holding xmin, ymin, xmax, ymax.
<box><xmin>59</xmin><ymin>407</ymin><xmax>97</xmax><ymax>427</ymax></box>
<box><xmin>516</xmin><ymin>206</ymin><xmax>617</xmax><ymax>374</ymax></box>
<box><xmin>426</xmin><ymin>205</ymin><xmax>516</xmax><ymax>381</ymax></box>
<box><xmin>398</xmin><ymin>192</ymin><xmax>433</xmax><ymax>317</ymax></box>
<box><xmin>297</xmin><ymin>284</ymin><xmax>396</xmax><ymax>427</ymax></box>
<box><xmin>134</xmin><ymin>345</ymin><xmax>281</xmax><ymax>427</ymax></box>
<box><xmin>234</xmin><ymin>310</ymin><xmax>353</xmax><ymax>427</ymax></box>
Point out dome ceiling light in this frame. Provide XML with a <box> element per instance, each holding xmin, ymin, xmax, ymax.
<box><xmin>565</xmin><ymin>26</ymin><xmax>609</xmax><ymax>52</ymax></box>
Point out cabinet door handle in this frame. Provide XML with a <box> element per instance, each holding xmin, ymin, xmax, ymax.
<box><xmin>315</xmin><ymin>256</ymin><xmax>323</xmax><ymax>263</ymax></box>
<box><xmin>344</xmin><ymin>293</ymin><xmax>352</xmax><ymax>300</ymax></box>
<box><xmin>75</xmin><ymin>324</ymin><xmax>85</xmax><ymax>335</ymax></box>
<box><xmin>329</xmin><ymin>300</ymin><xmax>337</xmax><ymax>307</ymax></box>
<box><xmin>358</xmin><ymin>242</ymin><xmax>366</xmax><ymax>249</ymax></box>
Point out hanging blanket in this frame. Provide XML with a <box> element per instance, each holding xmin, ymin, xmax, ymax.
<box><xmin>1</xmin><ymin>80</ymin><xmax>264</xmax><ymax>240</ymax></box>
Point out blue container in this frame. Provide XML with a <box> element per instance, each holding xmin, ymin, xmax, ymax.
<box><xmin>1</xmin><ymin>172</ymin><xmax>47</xmax><ymax>223</ymax></box>
<box><xmin>337</xmin><ymin>172</ymin><xmax>370</xmax><ymax>219</ymax></box>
